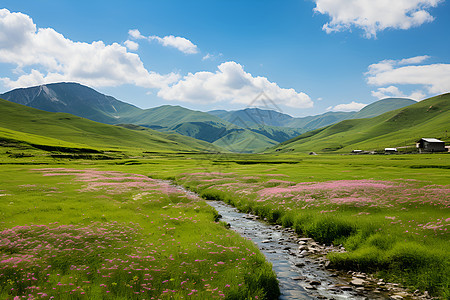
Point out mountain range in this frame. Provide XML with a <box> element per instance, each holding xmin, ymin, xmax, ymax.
<box><xmin>269</xmin><ymin>93</ymin><xmax>449</xmax><ymax>153</ymax></box>
<box><xmin>0</xmin><ymin>98</ymin><xmax>221</xmax><ymax>156</ymax></box>
<box><xmin>1</xmin><ymin>82</ymin><xmax>419</xmax><ymax>153</ymax></box>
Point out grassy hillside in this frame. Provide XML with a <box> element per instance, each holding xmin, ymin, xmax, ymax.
<box><xmin>122</xmin><ymin>105</ymin><xmax>224</xmax><ymax>128</ymax></box>
<box><xmin>0</xmin><ymin>98</ymin><xmax>222</xmax><ymax>154</ymax></box>
<box><xmin>352</xmin><ymin>98</ymin><xmax>416</xmax><ymax>119</ymax></box>
<box><xmin>213</xmin><ymin>129</ymin><xmax>278</xmax><ymax>153</ymax></box>
<box><xmin>270</xmin><ymin>93</ymin><xmax>450</xmax><ymax>153</ymax></box>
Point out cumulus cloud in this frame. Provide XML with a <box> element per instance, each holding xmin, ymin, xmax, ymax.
<box><xmin>158</xmin><ymin>61</ymin><xmax>313</xmax><ymax>109</ymax></box>
<box><xmin>366</xmin><ymin>55</ymin><xmax>450</xmax><ymax>97</ymax></box>
<box><xmin>371</xmin><ymin>85</ymin><xmax>425</xmax><ymax>101</ymax></box>
<box><xmin>327</xmin><ymin>101</ymin><xmax>367</xmax><ymax>112</ymax></box>
<box><xmin>124</xmin><ymin>40</ymin><xmax>139</xmax><ymax>51</ymax></box>
<box><xmin>0</xmin><ymin>9</ymin><xmax>179</xmax><ymax>89</ymax></box>
<box><xmin>313</xmin><ymin>0</ymin><xmax>443</xmax><ymax>38</ymax></box>
<box><xmin>129</xmin><ymin>29</ymin><xmax>198</xmax><ymax>54</ymax></box>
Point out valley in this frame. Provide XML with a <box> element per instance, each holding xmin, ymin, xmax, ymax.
<box><xmin>0</xmin><ymin>85</ymin><xmax>449</xmax><ymax>299</ymax></box>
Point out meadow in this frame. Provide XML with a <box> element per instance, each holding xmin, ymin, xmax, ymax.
<box><xmin>0</xmin><ymin>165</ymin><xmax>278</xmax><ymax>299</ymax></box>
<box><xmin>0</xmin><ymin>151</ymin><xmax>449</xmax><ymax>298</ymax></box>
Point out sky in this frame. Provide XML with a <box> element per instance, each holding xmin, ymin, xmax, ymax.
<box><xmin>0</xmin><ymin>0</ymin><xmax>449</xmax><ymax>117</ymax></box>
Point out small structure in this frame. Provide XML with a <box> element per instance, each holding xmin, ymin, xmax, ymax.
<box><xmin>416</xmin><ymin>138</ymin><xmax>446</xmax><ymax>153</ymax></box>
<box><xmin>384</xmin><ymin>148</ymin><xmax>398</xmax><ymax>154</ymax></box>
<box><xmin>351</xmin><ymin>150</ymin><xmax>363</xmax><ymax>154</ymax></box>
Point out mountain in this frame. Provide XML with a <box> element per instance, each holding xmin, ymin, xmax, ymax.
<box><xmin>208</xmin><ymin>108</ymin><xmax>294</xmax><ymax>127</ymax></box>
<box><xmin>208</xmin><ymin>98</ymin><xmax>415</xmax><ymax>132</ymax></box>
<box><xmin>0</xmin><ymin>98</ymin><xmax>222</xmax><ymax>154</ymax></box>
<box><xmin>0</xmin><ymin>83</ymin><xmax>418</xmax><ymax>154</ymax></box>
<box><xmin>0</xmin><ymin>82</ymin><xmax>141</xmax><ymax>124</ymax></box>
<box><xmin>284</xmin><ymin>111</ymin><xmax>356</xmax><ymax>129</ymax></box>
<box><xmin>268</xmin><ymin>93</ymin><xmax>449</xmax><ymax>153</ymax></box>
<box><xmin>0</xmin><ymin>83</ymin><xmax>278</xmax><ymax>153</ymax></box>
<box><xmin>351</xmin><ymin>98</ymin><xmax>416</xmax><ymax>119</ymax></box>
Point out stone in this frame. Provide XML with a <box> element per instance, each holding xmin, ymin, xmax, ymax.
<box><xmin>293</xmin><ymin>276</ymin><xmax>306</xmax><ymax>281</ymax></box>
<box><xmin>309</xmin><ymin>280</ymin><xmax>321</xmax><ymax>285</ymax></box>
<box><xmin>261</xmin><ymin>240</ymin><xmax>271</xmax><ymax>243</ymax></box>
<box><xmin>350</xmin><ymin>278</ymin><xmax>366</xmax><ymax>286</ymax></box>
<box><xmin>294</xmin><ymin>262</ymin><xmax>305</xmax><ymax>267</ymax></box>
<box><xmin>304</xmin><ymin>284</ymin><xmax>316</xmax><ymax>290</ymax></box>
<box><xmin>298</xmin><ymin>238</ymin><xmax>313</xmax><ymax>242</ymax></box>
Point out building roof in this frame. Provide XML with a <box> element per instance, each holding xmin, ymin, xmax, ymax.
<box><xmin>420</xmin><ymin>138</ymin><xmax>444</xmax><ymax>143</ymax></box>
<box><xmin>385</xmin><ymin>148</ymin><xmax>397</xmax><ymax>151</ymax></box>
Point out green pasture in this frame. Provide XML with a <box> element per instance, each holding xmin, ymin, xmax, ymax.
<box><xmin>0</xmin><ymin>150</ymin><xmax>449</xmax><ymax>298</ymax></box>
<box><xmin>0</xmin><ymin>165</ymin><xmax>278</xmax><ymax>299</ymax></box>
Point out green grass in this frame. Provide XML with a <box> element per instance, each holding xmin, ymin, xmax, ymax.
<box><xmin>149</xmin><ymin>153</ymin><xmax>448</xmax><ymax>298</ymax></box>
<box><xmin>0</xmin><ymin>98</ymin><xmax>222</xmax><ymax>154</ymax></box>
<box><xmin>271</xmin><ymin>93</ymin><xmax>450</xmax><ymax>153</ymax></box>
<box><xmin>0</xmin><ymin>165</ymin><xmax>278</xmax><ymax>299</ymax></box>
<box><xmin>1</xmin><ymin>135</ymin><xmax>449</xmax><ymax>298</ymax></box>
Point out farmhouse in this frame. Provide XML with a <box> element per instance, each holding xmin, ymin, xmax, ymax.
<box><xmin>416</xmin><ymin>138</ymin><xmax>446</xmax><ymax>153</ymax></box>
<box><xmin>351</xmin><ymin>150</ymin><xmax>363</xmax><ymax>154</ymax></box>
<box><xmin>384</xmin><ymin>148</ymin><xmax>397</xmax><ymax>153</ymax></box>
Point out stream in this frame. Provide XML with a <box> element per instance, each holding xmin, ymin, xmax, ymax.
<box><xmin>206</xmin><ymin>200</ymin><xmax>389</xmax><ymax>300</ymax></box>
<box><xmin>164</xmin><ymin>181</ymin><xmax>389</xmax><ymax>299</ymax></box>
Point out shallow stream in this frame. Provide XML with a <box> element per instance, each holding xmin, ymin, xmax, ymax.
<box><xmin>206</xmin><ymin>200</ymin><xmax>384</xmax><ymax>300</ymax></box>
<box><xmin>165</xmin><ymin>181</ymin><xmax>388</xmax><ymax>299</ymax></box>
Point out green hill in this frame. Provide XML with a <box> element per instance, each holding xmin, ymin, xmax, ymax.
<box><xmin>0</xmin><ymin>98</ymin><xmax>222</xmax><ymax>155</ymax></box>
<box><xmin>269</xmin><ymin>93</ymin><xmax>449</xmax><ymax>153</ymax></box>
<box><xmin>352</xmin><ymin>98</ymin><xmax>416</xmax><ymax>119</ymax></box>
<box><xmin>0</xmin><ymin>83</ymin><xmax>418</xmax><ymax>154</ymax></box>
<box><xmin>1</xmin><ymin>84</ymin><xmax>279</xmax><ymax>153</ymax></box>
<box><xmin>209</xmin><ymin>98</ymin><xmax>415</xmax><ymax>133</ymax></box>
<box><xmin>212</xmin><ymin>129</ymin><xmax>279</xmax><ymax>153</ymax></box>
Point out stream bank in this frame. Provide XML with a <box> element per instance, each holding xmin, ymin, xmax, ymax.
<box><xmin>165</xmin><ymin>180</ymin><xmax>432</xmax><ymax>300</ymax></box>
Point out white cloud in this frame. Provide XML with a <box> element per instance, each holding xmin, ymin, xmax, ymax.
<box><xmin>158</xmin><ymin>61</ymin><xmax>313</xmax><ymax>109</ymax></box>
<box><xmin>128</xmin><ymin>29</ymin><xmax>144</xmax><ymax>39</ymax></box>
<box><xmin>371</xmin><ymin>85</ymin><xmax>425</xmax><ymax>101</ymax></box>
<box><xmin>202</xmin><ymin>53</ymin><xmax>223</xmax><ymax>61</ymax></box>
<box><xmin>202</xmin><ymin>53</ymin><xmax>212</xmax><ymax>61</ymax></box>
<box><xmin>0</xmin><ymin>9</ymin><xmax>179</xmax><ymax>89</ymax></box>
<box><xmin>129</xmin><ymin>29</ymin><xmax>198</xmax><ymax>54</ymax></box>
<box><xmin>366</xmin><ymin>56</ymin><xmax>450</xmax><ymax>96</ymax></box>
<box><xmin>313</xmin><ymin>0</ymin><xmax>443</xmax><ymax>38</ymax></box>
<box><xmin>327</xmin><ymin>101</ymin><xmax>367</xmax><ymax>112</ymax></box>
<box><xmin>150</xmin><ymin>35</ymin><xmax>198</xmax><ymax>54</ymax></box>
<box><xmin>124</xmin><ymin>40</ymin><xmax>139</xmax><ymax>51</ymax></box>
<box><xmin>398</xmin><ymin>55</ymin><xmax>430</xmax><ymax>65</ymax></box>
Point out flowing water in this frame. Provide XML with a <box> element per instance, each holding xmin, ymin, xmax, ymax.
<box><xmin>206</xmin><ymin>200</ymin><xmax>387</xmax><ymax>300</ymax></box>
<box><xmin>164</xmin><ymin>181</ymin><xmax>388</xmax><ymax>299</ymax></box>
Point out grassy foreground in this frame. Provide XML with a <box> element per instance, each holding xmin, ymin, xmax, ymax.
<box><xmin>0</xmin><ymin>151</ymin><xmax>449</xmax><ymax>298</ymax></box>
<box><xmin>0</xmin><ymin>166</ymin><xmax>278</xmax><ymax>299</ymax></box>
<box><xmin>169</xmin><ymin>154</ymin><xmax>449</xmax><ymax>298</ymax></box>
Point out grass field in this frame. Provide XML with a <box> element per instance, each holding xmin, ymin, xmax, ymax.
<box><xmin>0</xmin><ymin>149</ymin><xmax>449</xmax><ymax>298</ymax></box>
<box><xmin>0</xmin><ymin>165</ymin><xmax>278</xmax><ymax>299</ymax></box>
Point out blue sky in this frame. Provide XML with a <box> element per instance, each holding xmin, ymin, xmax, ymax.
<box><xmin>1</xmin><ymin>0</ymin><xmax>449</xmax><ymax>116</ymax></box>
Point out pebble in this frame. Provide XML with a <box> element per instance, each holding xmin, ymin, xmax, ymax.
<box><xmin>351</xmin><ymin>278</ymin><xmax>366</xmax><ymax>287</ymax></box>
